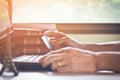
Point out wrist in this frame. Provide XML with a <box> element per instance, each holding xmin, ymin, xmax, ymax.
<box><xmin>90</xmin><ymin>52</ymin><xmax>106</xmax><ymax>72</ymax></box>
<box><xmin>96</xmin><ymin>52</ymin><xmax>120</xmax><ymax>72</ymax></box>
<box><xmin>95</xmin><ymin>52</ymin><xmax>112</xmax><ymax>71</ymax></box>
<box><xmin>66</xmin><ymin>37</ymin><xmax>79</xmax><ymax>47</ymax></box>
<box><xmin>90</xmin><ymin>52</ymin><xmax>98</xmax><ymax>73</ymax></box>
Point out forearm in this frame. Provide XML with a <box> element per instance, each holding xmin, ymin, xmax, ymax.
<box><xmin>96</xmin><ymin>52</ymin><xmax>120</xmax><ymax>72</ymax></box>
<box><xmin>75</xmin><ymin>41</ymin><xmax>120</xmax><ymax>52</ymax></box>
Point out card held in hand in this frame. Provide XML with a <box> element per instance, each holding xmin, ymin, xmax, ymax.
<box><xmin>41</xmin><ymin>36</ymin><xmax>53</xmax><ymax>50</ymax></box>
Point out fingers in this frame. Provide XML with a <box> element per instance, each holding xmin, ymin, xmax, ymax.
<box><xmin>43</xmin><ymin>30</ymin><xmax>69</xmax><ymax>50</ymax></box>
<box><xmin>51</xmin><ymin>59</ymin><xmax>68</xmax><ymax>70</ymax></box>
<box><xmin>50</xmin><ymin>36</ymin><xmax>68</xmax><ymax>46</ymax></box>
<box><xmin>43</xmin><ymin>30</ymin><xmax>66</xmax><ymax>38</ymax></box>
<box><xmin>42</xmin><ymin>55</ymin><xmax>70</xmax><ymax>72</ymax></box>
<box><xmin>41</xmin><ymin>54</ymin><xmax>64</xmax><ymax>68</ymax></box>
<box><xmin>48</xmin><ymin>36</ymin><xmax>69</xmax><ymax>50</ymax></box>
<box><xmin>39</xmin><ymin>49</ymin><xmax>65</xmax><ymax>63</ymax></box>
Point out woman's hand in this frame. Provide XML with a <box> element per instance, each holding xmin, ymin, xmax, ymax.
<box><xmin>39</xmin><ymin>47</ymin><xmax>97</xmax><ymax>73</ymax></box>
<box><xmin>43</xmin><ymin>30</ymin><xmax>79</xmax><ymax>50</ymax></box>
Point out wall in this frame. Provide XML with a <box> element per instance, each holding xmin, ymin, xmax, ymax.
<box><xmin>69</xmin><ymin>34</ymin><xmax>120</xmax><ymax>43</ymax></box>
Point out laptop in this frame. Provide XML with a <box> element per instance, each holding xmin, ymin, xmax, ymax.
<box><xmin>12</xmin><ymin>36</ymin><xmax>52</xmax><ymax>71</ymax></box>
<box><xmin>13</xmin><ymin>55</ymin><xmax>51</xmax><ymax>71</ymax></box>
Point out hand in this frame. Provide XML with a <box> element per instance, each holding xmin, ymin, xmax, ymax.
<box><xmin>43</xmin><ymin>30</ymin><xmax>78</xmax><ymax>50</ymax></box>
<box><xmin>39</xmin><ymin>47</ymin><xmax>97</xmax><ymax>73</ymax></box>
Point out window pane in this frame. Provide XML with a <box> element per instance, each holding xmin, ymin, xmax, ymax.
<box><xmin>0</xmin><ymin>0</ymin><xmax>11</xmax><ymax>32</ymax></box>
<box><xmin>12</xmin><ymin>0</ymin><xmax>120</xmax><ymax>23</ymax></box>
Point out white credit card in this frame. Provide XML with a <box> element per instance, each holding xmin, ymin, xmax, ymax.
<box><xmin>41</xmin><ymin>36</ymin><xmax>53</xmax><ymax>50</ymax></box>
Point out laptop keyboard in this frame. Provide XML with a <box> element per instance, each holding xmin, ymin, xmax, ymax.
<box><xmin>13</xmin><ymin>55</ymin><xmax>43</xmax><ymax>63</ymax></box>
<box><xmin>12</xmin><ymin>55</ymin><xmax>51</xmax><ymax>71</ymax></box>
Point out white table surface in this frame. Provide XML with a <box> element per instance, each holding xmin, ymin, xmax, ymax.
<box><xmin>0</xmin><ymin>63</ymin><xmax>120</xmax><ymax>80</ymax></box>
<box><xmin>0</xmin><ymin>71</ymin><xmax>120</xmax><ymax>80</ymax></box>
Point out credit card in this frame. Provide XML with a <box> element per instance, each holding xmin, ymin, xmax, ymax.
<box><xmin>41</xmin><ymin>36</ymin><xmax>53</xmax><ymax>50</ymax></box>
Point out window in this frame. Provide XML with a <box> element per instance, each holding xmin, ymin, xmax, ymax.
<box><xmin>0</xmin><ymin>0</ymin><xmax>11</xmax><ymax>32</ymax></box>
<box><xmin>12</xmin><ymin>0</ymin><xmax>120</xmax><ymax>23</ymax></box>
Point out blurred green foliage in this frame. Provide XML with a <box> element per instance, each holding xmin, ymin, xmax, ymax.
<box><xmin>66</xmin><ymin>0</ymin><xmax>120</xmax><ymax>22</ymax></box>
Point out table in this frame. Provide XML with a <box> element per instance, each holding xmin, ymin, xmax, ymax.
<box><xmin>0</xmin><ymin>71</ymin><xmax>120</xmax><ymax>80</ymax></box>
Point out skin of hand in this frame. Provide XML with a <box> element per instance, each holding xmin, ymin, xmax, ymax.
<box><xmin>43</xmin><ymin>30</ymin><xmax>78</xmax><ymax>50</ymax></box>
<box><xmin>39</xmin><ymin>47</ymin><xmax>97</xmax><ymax>73</ymax></box>
<box><xmin>96</xmin><ymin>52</ymin><xmax>120</xmax><ymax>72</ymax></box>
<box><xmin>44</xmin><ymin>30</ymin><xmax>120</xmax><ymax>52</ymax></box>
<box><xmin>42</xmin><ymin>30</ymin><xmax>120</xmax><ymax>73</ymax></box>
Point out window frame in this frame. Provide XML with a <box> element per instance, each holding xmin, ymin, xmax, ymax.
<box><xmin>56</xmin><ymin>23</ymin><xmax>120</xmax><ymax>34</ymax></box>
